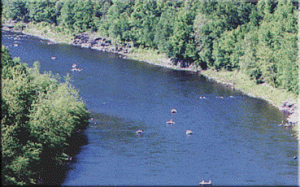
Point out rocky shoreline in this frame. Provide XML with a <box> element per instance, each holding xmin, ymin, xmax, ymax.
<box><xmin>71</xmin><ymin>33</ymin><xmax>133</xmax><ymax>57</ymax></box>
<box><xmin>279</xmin><ymin>100</ymin><xmax>298</xmax><ymax>126</ymax></box>
<box><xmin>2</xmin><ymin>24</ymin><xmax>298</xmax><ymax>129</ymax></box>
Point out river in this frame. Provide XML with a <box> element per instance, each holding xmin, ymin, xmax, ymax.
<box><xmin>2</xmin><ymin>31</ymin><xmax>298</xmax><ymax>186</ymax></box>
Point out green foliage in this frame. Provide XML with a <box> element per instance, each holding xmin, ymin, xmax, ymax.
<box><xmin>153</xmin><ymin>3</ymin><xmax>176</xmax><ymax>54</ymax></box>
<box><xmin>1</xmin><ymin>47</ymin><xmax>89</xmax><ymax>185</ymax></box>
<box><xmin>13</xmin><ymin>22</ymin><xmax>26</xmax><ymax>31</ymax></box>
<box><xmin>170</xmin><ymin>8</ymin><xmax>197</xmax><ymax>65</ymax></box>
<box><xmin>198</xmin><ymin>0</ymin><xmax>298</xmax><ymax>95</ymax></box>
<box><xmin>2</xmin><ymin>0</ymin><xmax>29</xmax><ymax>22</ymax></box>
<box><xmin>212</xmin><ymin>25</ymin><xmax>246</xmax><ymax>71</ymax></box>
<box><xmin>239</xmin><ymin>30</ymin><xmax>263</xmax><ymax>83</ymax></box>
<box><xmin>57</xmin><ymin>0</ymin><xmax>76</xmax><ymax>31</ymax></box>
<box><xmin>194</xmin><ymin>0</ymin><xmax>255</xmax><ymax>67</ymax></box>
<box><xmin>1</xmin><ymin>1</ymin><xmax>298</xmax><ymax>184</ymax></box>
<box><xmin>2</xmin><ymin>0</ymin><xmax>298</xmax><ymax>95</ymax></box>
<box><xmin>105</xmin><ymin>0</ymin><xmax>134</xmax><ymax>41</ymax></box>
<box><xmin>26</xmin><ymin>0</ymin><xmax>57</xmax><ymax>24</ymax></box>
<box><xmin>129</xmin><ymin>0</ymin><xmax>161</xmax><ymax>47</ymax></box>
<box><xmin>73</xmin><ymin>0</ymin><xmax>95</xmax><ymax>32</ymax></box>
<box><xmin>1</xmin><ymin>46</ymin><xmax>22</xmax><ymax>79</ymax></box>
<box><xmin>56</xmin><ymin>0</ymin><xmax>97</xmax><ymax>33</ymax></box>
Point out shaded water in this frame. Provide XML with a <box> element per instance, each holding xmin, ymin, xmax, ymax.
<box><xmin>2</xmin><ymin>31</ymin><xmax>298</xmax><ymax>186</ymax></box>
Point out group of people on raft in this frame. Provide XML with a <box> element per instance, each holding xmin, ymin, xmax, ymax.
<box><xmin>136</xmin><ymin>108</ymin><xmax>193</xmax><ymax>136</ymax></box>
<box><xmin>135</xmin><ymin>109</ymin><xmax>212</xmax><ymax>185</ymax></box>
<box><xmin>71</xmin><ymin>63</ymin><xmax>83</xmax><ymax>72</ymax></box>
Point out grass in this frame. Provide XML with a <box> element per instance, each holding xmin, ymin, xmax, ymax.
<box><xmin>201</xmin><ymin>69</ymin><xmax>298</xmax><ymax>108</ymax></box>
<box><xmin>127</xmin><ymin>48</ymin><xmax>198</xmax><ymax>71</ymax></box>
<box><xmin>23</xmin><ymin>22</ymin><xmax>74</xmax><ymax>44</ymax></box>
<box><xmin>128</xmin><ymin>48</ymin><xmax>171</xmax><ymax>65</ymax></box>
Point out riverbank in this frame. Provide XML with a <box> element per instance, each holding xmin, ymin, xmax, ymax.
<box><xmin>127</xmin><ymin>49</ymin><xmax>298</xmax><ymax>136</ymax></box>
<box><xmin>2</xmin><ymin>21</ymin><xmax>298</xmax><ymax>139</ymax></box>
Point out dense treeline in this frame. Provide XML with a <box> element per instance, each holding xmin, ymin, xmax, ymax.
<box><xmin>2</xmin><ymin>0</ymin><xmax>298</xmax><ymax>94</ymax></box>
<box><xmin>1</xmin><ymin>46</ymin><xmax>89</xmax><ymax>185</ymax></box>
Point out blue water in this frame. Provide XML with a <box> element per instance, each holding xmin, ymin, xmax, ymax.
<box><xmin>2</xmin><ymin>31</ymin><xmax>298</xmax><ymax>186</ymax></box>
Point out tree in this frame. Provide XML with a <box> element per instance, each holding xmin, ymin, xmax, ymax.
<box><xmin>1</xmin><ymin>47</ymin><xmax>89</xmax><ymax>185</ymax></box>
<box><xmin>194</xmin><ymin>1</ymin><xmax>255</xmax><ymax>68</ymax></box>
<box><xmin>58</xmin><ymin>0</ymin><xmax>76</xmax><ymax>30</ymax></box>
<box><xmin>26</xmin><ymin>0</ymin><xmax>57</xmax><ymax>24</ymax></box>
<box><xmin>73</xmin><ymin>0</ymin><xmax>95</xmax><ymax>32</ymax></box>
<box><xmin>129</xmin><ymin>0</ymin><xmax>161</xmax><ymax>48</ymax></box>
<box><xmin>154</xmin><ymin>2</ymin><xmax>177</xmax><ymax>54</ymax></box>
<box><xmin>212</xmin><ymin>25</ymin><xmax>246</xmax><ymax>70</ymax></box>
<box><xmin>2</xmin><ymin>0</ymin><xmax>29</xmax><ymax>22</ymax></box>
<box><xmin>2</xmin><ymin>63</ymin><xmax>38</xmax><ymax>185</ymax></box>
<box><xmin>170</xmin><ymin>8</ymin><xmax>197</xmax><ymax>66</ymax></box>
<box><xmin>92</xmin><ymin>0</ymin><xmax>113</xmax><ymax>32</ymax></box>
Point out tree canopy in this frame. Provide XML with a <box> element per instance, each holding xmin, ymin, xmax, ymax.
<box><xmin>2</xmin><ymin>0</ymin><xmax>298</xmax><ymax>93</ymax></box>
<box><xmin>1</xmin><ymin>46</ymin><xmax>89</xmax><ymax>185</ymax></box>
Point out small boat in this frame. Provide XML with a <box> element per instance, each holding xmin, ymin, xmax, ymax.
<box><xmin>51</xmin><ymin>56</ymin><xmax>56</xmax><ymax>60</ymax></box>
<box><xmin>199</xmin><ymin>96</ymin><xmax>206</xmax><ymax>99</ymax></box>
<box><xmin>71</xmin><ymin>67</ymin><xmax>83</xmax><ymax>72</ymax></box>
<box><xmin>72</xmin><ymin>63</ymin><xmax>77</xmax><ymax>68</ymax></box>
<box><xmin>136</xmin><ymin>129</ymin><xmax>143</xmax><ymax>135</ymax></box>
<box><xmin>199</xmin><ymin>180</ymin><xmax>211</xmax><ymax>185</ymax></box>
<box><xmin>186</xmin><ymin>130</ymin><xmax>193</xmax><ymax>135</ymax></box>
<box><xmin>14</xmin><ymin>43</ymin><xmax>18</xmax><ymax>46</ymax></box>
<box><xmin>166</xmin><ymin>119</ymin><xmax>175</xmax><ymax>125</ymax></box>
<box><xmin>171</xmin><ymin>109</ymin><xmax>177</xmax><ymax>113</ymax></box>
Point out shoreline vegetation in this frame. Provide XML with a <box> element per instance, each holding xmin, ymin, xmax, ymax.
<box><xmin>1</xmin><ymin>0</ymin><xmax>298</xmax><ymax>185</ymax></box>
<box><xmin>1</xmin><ymin>44</ymin><xmax>90</xmax><ymax>185</ymax></box>
<box><xmin>3</xmin><ymin>22</ymin><xmax>298</xmax><ymax>105</ymax></box>
<box><xmin>2</xmin><ymin>21</ymin><xmax>298</xmax><ymax>139</ymax></box>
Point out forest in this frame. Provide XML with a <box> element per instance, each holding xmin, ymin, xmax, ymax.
<box><xmin>1</xmin><ymin>0</ymin><xmax>298</xmax><ymax>185</ymax></box>
<box><xmin>1</xmin><ymin>45</ymin><xmax>89</xmax><ymax>185</ymax></box>
<box><xmin>2</xmin><ymin>0</ymin><xmax>299</xmax><ymax>95</ymax></box>
<box><xmin>2</xmin><ymin>0</ymin><xmax>298</xmax><ymax>95</ymax></box>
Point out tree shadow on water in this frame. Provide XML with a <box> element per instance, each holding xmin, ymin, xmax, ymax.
<box><xmin>39</xmin><ymin>132</ymin><xmax>88</xmax><ymax>186</ymax></box>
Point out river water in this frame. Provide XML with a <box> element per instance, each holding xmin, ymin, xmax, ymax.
<box><xmin>2</xmin><ymin>31</ymin><xmax>298</xmax><ymax>186</ymax></box>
